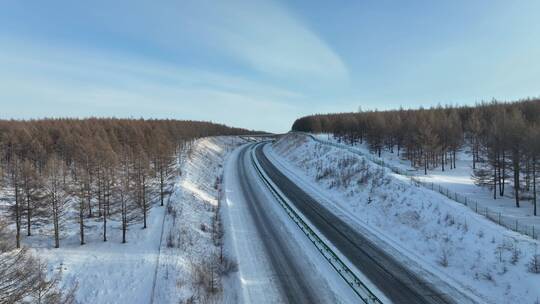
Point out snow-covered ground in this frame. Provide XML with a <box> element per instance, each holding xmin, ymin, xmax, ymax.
<box><xmin>17</xmin><ymin>136</ymin><xmax>243</xmax><ymax>304</ymax></box>
<box><xmin>272</xmin><ymin>133</ymin><xmax>540</xmax><ymax>304</ymax></box>
<box><xmin>313</xmin><ymin>133</ymin><xmax>540</xmax><ymax>238</ymax></box>
<box><xmin>33</xmin><ymin>205</ymin><xmax>166</xmax><ymax>303</ymax></box>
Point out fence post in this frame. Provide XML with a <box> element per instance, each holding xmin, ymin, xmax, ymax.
<box><xmin>465</xmin><ymin>197</ymin><xmax>468</xmax><ymax>206</ymax></box>
<box><xmin>534</xmin><ymin>226</ymin><xmax>536</xmax><ymax>239</ymax></box>
<box><xmin>515</xmin><ymin>220</ymin><xmax>518</xmax><ymax>232</ymax></box>
<box><xmin>475</xmin><ymin>202</ymin><xmax>478</xmax><ymax>213</ymax></box>
<box><xmin>498</xmin><ymin>213</ymin><xmax>501</xmax><ymax>225</ymax></box>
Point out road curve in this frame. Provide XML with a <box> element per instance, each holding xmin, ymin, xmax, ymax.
<box><xmin>234</xmin><ymin>144</ymin><xmax>327</xmax><ymax>303</ymax></box>
<box><xmin>255</xmin><ymin>143</ymin><xmax>457</xmax><ymax>304</ymax></box>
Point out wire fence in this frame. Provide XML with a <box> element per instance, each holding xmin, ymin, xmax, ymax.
<box><xmin>413</xmin><ymin>179</ymin><xmax>538</xmax><ymax>240</ymax></box>
<box><xmin>300</xmin><ymin>132</ymin><xmax>539</xmax><ymax>241</ymax></box>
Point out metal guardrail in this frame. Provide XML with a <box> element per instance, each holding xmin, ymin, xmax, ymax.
<box><xmin>249</xmin><ymin>143</ymin><xmax>383</xmax><ymax>304</ymax></box>
<box><xmin>239</xmin><ymin>134</ymin><xmax>278</xmax><ymax>143</ymax></box>
<box><xmin>297</xmin><ymin>132</ymin><xmax>539</xmax><ymax>240</ymax></box>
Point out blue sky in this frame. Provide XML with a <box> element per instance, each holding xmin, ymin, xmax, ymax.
<box><xmin>1</xmin><ymin>0</ymin><xmax>539</xmax><ymax>132</ymax></box>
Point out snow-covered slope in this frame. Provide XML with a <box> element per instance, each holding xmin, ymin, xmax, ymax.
<box><xmin>313</xmin><ymin>133</ymin><xmax>540</xmax><ymax>238</ymax></box>
<box><xmin>153</xmin><ymin>136</ymin><xmax>243</xmax><ymax>303</ymax></box>
<box><xmin>271</xmin><ymin>133</ymin><xmax>540</xmax><ymax>304</ymax></box>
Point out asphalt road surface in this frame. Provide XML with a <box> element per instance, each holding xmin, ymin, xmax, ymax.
<box><xmin>234</xmin><ymin>144</ymin><xmax>331</xmax><ymax>303</ymax></box>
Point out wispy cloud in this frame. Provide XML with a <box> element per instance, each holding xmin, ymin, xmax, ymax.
<box><xmin>0</xmin><ymin>39</ymin><xmax>303</xmax><ymax>132</ymax></box>
<box><xmin>133</xmin><ymin>0</ymin><xmax>349</xmax><ymax>85</ymax></box>
<box><xmin>0</xmin><ymin>0</ymin><xmax>351</xmax><ymax>132</ymax></box>
<box><xmin>6</xmin><ymin>0</ymin><xmax>348</xmax><ymax>87</ymax></box>
<box><xmin>187</xmin><ymin>0</ymin><xmax>350</xmax><ymax>84</ymax></box>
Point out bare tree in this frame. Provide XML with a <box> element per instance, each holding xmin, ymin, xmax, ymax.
<box><xmin>21</xmin><ymin>159</ymin><xmax>42</xmax><ymax>237</ymax></box>
<box><xmin>43</xmin><ymin>154</ymin><xmax>68</xmax><ymax>248</ymax></box>
<box><xmin>529</xmin><ymin>126</ymin><xmax>540</xmax><ymax>216</ymax></box>
<box><xmin>6</xmin><ymin>155</ymin><xmax>23</xmax><ymax>249</ymax></box>
<box><xmin>71</xmin><ymin>162</ymin><xmax>88</xmax><ymax>246</ymax></box>
<box><xmin>133</xmin><ymin>147</ymin><xmax>152</xmax><ymax>229</ymax></box>
<box><xmin>0</xmin><ymin>219</ymin><xmax>77</xmax><ymax>304</ymax></box>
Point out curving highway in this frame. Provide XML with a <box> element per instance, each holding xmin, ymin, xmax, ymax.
<box><xmin>227</xmin><ymin>141</ymin><xmax>473</xmax><ymax>303</ymax></box>
<box><xmin>253</xmin><ymin>142</ymin><xmax>459</xmax><ymax>304</ymax></box>
<box><xmin>224</xmin><ymin>143</ymin><xmax>341</xmax><ymax>303</ymax></box>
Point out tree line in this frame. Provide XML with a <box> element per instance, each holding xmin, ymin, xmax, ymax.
<box><xmin>0</xmin><ymin>118</ymin><xmax>253</xmax><ymax>250</ymax></box>
<box><xmin>292</xmin><ymin>99</ymin><xmax>540</xmax><ymax>214</ymax></box>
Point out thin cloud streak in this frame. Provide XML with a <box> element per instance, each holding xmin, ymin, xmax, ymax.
<box><xmin>0</xmin><ymin>0</ymin><xmax>350</xmax><ymax>132</ymax></box>
<box><xmin>4</xmin><ymin>0</ymin><xmax>349</xmax><ymax>88</ymax></box>
<box><xmin>192</xmin><ymin>0</ymin><xmax>350</xmax><ymax>84</ymax></box>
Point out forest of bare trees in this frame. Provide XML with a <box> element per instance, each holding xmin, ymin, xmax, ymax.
<box><xmin>292</xmin><ymin>99</ymin><xmax>540</xmax><ymax>214</ymax></box>
<box><xmin>0</xmin><ymin>118</ymin><xmax>252</xmax><ymax>248</ymax></box>
<box><xmin>0</xmin><ymin>118</ymin><xmax>253</xmax><ymax>302</ymax></box>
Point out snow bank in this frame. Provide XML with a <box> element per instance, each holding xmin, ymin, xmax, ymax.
<box><xmin>272</xmin><ymin>133</ymin><xmax>540</xmax><ymax>304</ymax></box>
<box><xmin>153</xmin><ymin>136</ymin><xmax>243</xmax><ymax>303</ymax></box>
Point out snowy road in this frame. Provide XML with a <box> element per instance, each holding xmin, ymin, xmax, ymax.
<box><xmin>223</xmin><ymin>143</ymin><xmax>349</xmax><ymax>303</ymax></box>
<box><xmin>254</xmin><ymin>143</ymin><xmax>459</xmax><ymax>304</ymax></box>
<box><xmin>224</xmin><ymin>140</ymin><xmax>465</xmax><ymax>303</ymax></box>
